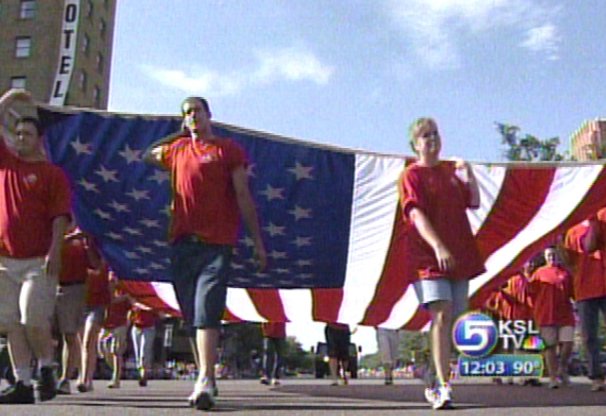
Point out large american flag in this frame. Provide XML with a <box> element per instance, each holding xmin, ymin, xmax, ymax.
<box><xmin>40</xmin><ymin>106</ymin><xmax>606</xmax><ymax>328</ymax></box>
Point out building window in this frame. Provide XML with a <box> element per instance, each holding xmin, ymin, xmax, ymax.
<box><xmin>19</xmin><ymin>0</ymin><xmax>36</xmax><ymax>19</ymax></box>
<box><xmin>82</xmin><ymin>33</ymin><xmax>90</xmax><ymax>55</ymax></box>
<box><xmin>15</xmin><ymin>37</ymin><xmax>31</xmax><ymax>58</ymax></box>
<box><xmin>93</xmin><ymin>86</ymin><xmax>101</xmax><ymax>107</ymax></box>
<box><xmin>79</xmin><ymin>70</ymin><xmax>87</xmax><ymax>92</ymax></box>
<box><xmin>11</xmin><ymin>77</ymin><xmax>27</xmax><ymax>89</ymax></box>
<box><xmin>96</xmin><ymin>52</ymin><xmax>104</xmax><ymax>72</ymax></box>
<box><xmin>99</xmin><ymin>18</ymin><xmax>106</xmax><ymax>37</ymax></box>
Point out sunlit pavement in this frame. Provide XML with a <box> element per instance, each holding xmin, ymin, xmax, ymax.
<box><xmin>2</xmin><ymin>377</ymin><xmax>606</xmax><ymax>415</ymax></box>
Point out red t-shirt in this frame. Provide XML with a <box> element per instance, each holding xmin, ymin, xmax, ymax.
<box><xmin>564</xmin><ymin>212</ymin><xmax>606</xmax><ymax>301</ymax></box>
<box><xmin>104</xmin><ymin>290</ymin><xmax>130</xmax><ymax>329</ymax></box>
<box><xmin>399</xmin><ymin>161</ymin><xmax>485</xmax><ymax>280</ymax></box>
<box><xmin>502</xmin><ymin>273</ymin><xmax>534</xmax><ymax>321</ymax></box>
<box><xmin>59</xmin><ymin>235</ymin><xmax>91</xmax><ymax>285</ymax></box>
<box><xmin>0</xmin><ymin>140</ymin><xmax>71</xmax><ymax>257</ymax></box>
<box><xmin>85</xmin><ymin>266</ymin><xmax>111</xmax><ymax>307</ymax></box>
<box><xmin>261</xmin><ymin>322</ymin><xmax>286</xmax><ymax>338</ymax></box>
<box><xmin>160</xmin><ymin>135</ymin><xmax>247</xmax><ymax>245</ymax></box>
<box><xmin>528</xmin><ymin>265</ymin><xmax>575</xmax><ymax>327</ymax></box>
<box><xmin>131</xmin><ymin>307</ymin><xmax>157</xmax><ymax>329</ymax></box>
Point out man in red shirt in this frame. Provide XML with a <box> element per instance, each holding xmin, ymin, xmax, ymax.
<box><xmin>565</xmin><ymin>210</ymin><xmax>606</xmax><ymax>391</ymax></box>
<box><xmin>144</xmin><ymin>96</ymin><xmax>266</xmax><ymax>410</ymax></box>
<box><xmin>0</xmin><ymin>89</ymin><xmax>71</xmax><ymax>404</ymax></box>
<box><xmin>399</xmin><ymin>117</ymin><xmax>484</xmax><ymax>409</ymax></box>
<box><xmin>528</xmin><ymin>247</ymin><xmax>575</xmax><ymax>389</ymax></box>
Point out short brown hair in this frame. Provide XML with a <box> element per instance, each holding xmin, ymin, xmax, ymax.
<box><xmin>408</xmin><ymin>117</ymin><xmax>436</xmax><ymax>153</ymax></box>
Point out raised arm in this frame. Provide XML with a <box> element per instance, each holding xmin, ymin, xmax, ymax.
<box><xmin>142</xmin><ymin>131</ymin><xmax>182</xmax><ymax>169</ymax></box>
<box><xmin>232</xmin><ymin>166</ymin><xmax>267</xmax><ymax>271</ymax></box>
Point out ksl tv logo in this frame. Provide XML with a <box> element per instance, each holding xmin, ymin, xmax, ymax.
<box><xmin>452</xmin><ymin>311</ymin><xmax>545</xmax><ymax>358</ymax></box>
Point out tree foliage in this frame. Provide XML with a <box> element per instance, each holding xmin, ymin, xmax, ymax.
<box><xmin>496</xmin><ymin>122</ymin><xmax>567</xmax><ymax>161</ymax></box>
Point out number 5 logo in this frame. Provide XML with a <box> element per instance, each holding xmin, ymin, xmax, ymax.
<box><xmin>452</xmin><ymin>312</ymin><xmax>498</xmax><ymax>358</ymax></box>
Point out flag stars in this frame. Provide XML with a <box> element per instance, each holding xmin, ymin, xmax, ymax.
<box><xmin>95</xmin><ymin>165</ymin><xmax>119</xmax><ymax>183</ymax></box>
<box><xmin>288</xmin><ymin>161</ymin><xmax>314</xmax><ymax>180</ymax></box>
<box><xmin>70</xmin><ymin>137</ymin><xmax>93</xmax><ymax>155</ymax></box>
<box><xmin>106</xmin><ymin>232</ymin><xmax>123</xmax><ymax>240</ymax></box>
<box><xmin>292</xmin><ymin>236</ymin><xmax>312</xmax><ymax>247</ymax></box>
<box><xmin>136</xmin><ymin>246</ymin><xmax>153</xmax><ymax>254</ymax></box>
<box><xmin>150</xmin><ymin>262</ymin><xmax>164</xmax><ymax>270</ymax></box>
<box><xmin>149</xmin><ymin>169</ymin><xmax>169</xmax><ymax>185</ymax></box>
<box><xmin>296</xmin><ymin>259</ymin><xmax>313</xmax><ymax>267</ymax></box>
<box><xmin>264</xmin><ymin>222</ymin><xmax>286</xmax><ymax>237</ymax></box>
<box><xmin>240</xmin><ymin>236</ymin><xmax>255</xmax><ymax>247</ymax></box>
<box><xmin>94</xmin><ymin>209</ymin><xmax>112</xmax><ymax>220</ymax></box>
<box><xmin>78</xmin><ymin>178</ymin><xmax>99</xmax><ymax>193</ymax></box>
<box><xmin>259</xmin><ymin>184</ymin><xmax>285</xmax><ymax>201</ymax></box>
<box><xmin>134</xmin><ymin>267</ymin><xmax>149</xmax><ymax>275</ymax></box>
<box><xmin>124</xmin><ymin>251</ymin><xmax>140</xmax><ymax>259</ymax></box>
<box><xmin>289</xmin><ymin>205</ymin><xmax>312</xmax><ymax>221</ymax></box>
<box><xmin>152</xmin><ymin>240</ymin><xmax>168</xmax><ymax>248</ymax></box>
<box><xmin>246</xmin><ymin>163</ymin><xmax>256</xmax><ymax>177</ymax></box>
<box><xmin>274</xmin><ymin>268</ymin><xmax>290</xmax><ymax>274</ymax></box>
<box><xmin>269</xmin><ymin>250</ymin><xmax>287</xmax><ymax>260</ymax></box>
<box><xmin>118</xmin><ymin>144</ymin><xmax>142</xmax><ymax>164</ymax></box>
<box><xmin>126</xmin><ymin>188</ymin><xmax>150</xmax><ymax>201</ymax></box>
<box><xmin>140</xmin><ymin>218</ymin><xmax>161</xmax><ymax>229</ymax></box>
<box><xmin>124</xmin><ymin>227</ymin><xmax>142</xmax><ymax>236</ymax></box>
<box><xmin>108</xmin><ymin>200</ymin><xmax>130</xmax><ymax>213</ymax></box>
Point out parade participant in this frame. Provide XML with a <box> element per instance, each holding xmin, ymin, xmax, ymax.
<box><xmin>259</xmin><ymin>322</ymin><xmax>286</xmax><ymax>386</ymax></box>
<box><xmin>143</xmin><ymin>96</ymin><xmax>266</xmax><ymax>410</ymax></box>
<box><xmin>325</xmin><ymin>323</ymin><xmax>351</xmax><ymax>386</ymax></box>
<box><xmin>398</xmin><ymin>117</ymin><xmax>484</xmax><ymax>409</ymax></box>
<box><xmin>375</xmin><ymin>327</ymin><xmax>401</xmax><ymax>385</ymax></box>
<box><xmin>55</xmin><ymin>227</ymin><xmax>92</xmax><ymax>394</ymax></box>
<box><xmin>130</xmin><ymin>303</ymin><xmax>159</xmax><ymax>387</ymax></box>
<box><xmin>564</xmin><ymin>211</ymin><xmax>606</xmax><ymax>391</ymax></box>
<box><xmin>99</xmin><ymin>276</ymin><xmax>131</xmax><ymax>389</ymax></box>
<box><xmin>528</xmin><ymin>247</ymin><xmax>575</xmax><ymax>389</ymax></box>
<box><xmin>0</xmin><ymin>89</ymin><xmax>71</xmax><ymax>404</ymax></box>
<box><xmin>77</xmin><ymin>257</ymin><xmax>109</xmax><ymax>393</ymax></box>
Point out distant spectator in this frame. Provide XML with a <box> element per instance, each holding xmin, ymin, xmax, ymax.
<box><xmin>325</xmin><ymin>323</ymin><xmax>351</xmax><ymax>386</ymax></box>
<box><xmin>259</xmin><ymin>322</ymin><xmax>286</xmax><ymax>386</ymax></box>
<box><xmin>376</xmin><ymin>328</ymin><xmax>401</xmax><ymax>385</ymax></box>
<box><xmin>130</xmin><ymin>303</ymin><xmax>158</xmax><ymax>387</ymax></box>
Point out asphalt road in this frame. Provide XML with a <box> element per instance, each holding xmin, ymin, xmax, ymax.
<box><xmin>1</xmin><ymin>377</ymin><xmax>605</xmax><ymax>415</ymax></box>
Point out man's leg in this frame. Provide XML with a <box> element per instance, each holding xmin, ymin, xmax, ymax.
<box><xmin>578</xmin><ymin>300</ymin><xmax>602</xmax><ymax>382</ymax></box>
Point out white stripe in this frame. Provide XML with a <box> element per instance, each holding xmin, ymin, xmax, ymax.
<box><xmin>337</xmin><ymin>154</ymin><xmax>405</xmax><ymax>325</ymax></box>
<box><xmin>226</xmin><ymin>288</ymin><xmax>264</xmax><ymax>321</ymax></box>
<box><xmin>279</xmin><ymin>289</ymin><xmax>315</xmax><ymax>323</ymax></box>
<box><xmin>467</xmin><ymin>164</ymin><xmax>506</xmax><ymax>235</ymax></box>
<box><xmin>470</xmin><ymin>164</ymin><xmax>603</xmax><ymax>295</ymax></box>
<box><xmin>381</xmin><ymin>285</ymin><xmax>420</xmax><ymax>329</ymax></box>
<box><xmin>151</xmin><ymin>282</ymin><xmax>180</xmax><ymax>312</ymax></box>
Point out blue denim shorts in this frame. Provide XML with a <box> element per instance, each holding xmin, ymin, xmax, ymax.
<box><xmin>413</xmin><ymin>278</ymin><xmax>469</xmax><ymax>319</ymax></box>
<box><xmin>170</xmin><ymin>236</ymin><xmax>233</xmax><ymax>330</ymax></box>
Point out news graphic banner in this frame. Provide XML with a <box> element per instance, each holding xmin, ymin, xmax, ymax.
<box><xmin>39</xmin><ymin>106</ymin><xmax>606</xmax><ymax>326</ymax></box>
<box><xmin>453</xmin><ymin>311</ymin><xmax>544</xmax><ymax>378</ymax></box>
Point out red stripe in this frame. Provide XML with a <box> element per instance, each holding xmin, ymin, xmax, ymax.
<box><xmin>223</xmin><ymin>307</ymin><xmax>244</xmax><ymax>323</ymax></box>
<box><xmin>360</xmin><ymin>208</ymin><xmax>416</xmax><ymax>326</ymax></box>
<box><xmin>311</xmin><ymin>288</ymin><xmax>343</xmax><ymax>322</ymax></box>
<box><xmin>474</xmin><ymin>167</ymin><xmax>556</xmax><ymax>259</ymax></box>
<box><xmin>247</xmin><ymin>289</ymin><xmax>288</xmax><ymax>321</ymax></box>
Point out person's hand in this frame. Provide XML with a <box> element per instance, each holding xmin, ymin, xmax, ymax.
<box><xmin>433</xmin><ymin>243</ymin><xmax>455</xmax><ymax>272</ymax></box>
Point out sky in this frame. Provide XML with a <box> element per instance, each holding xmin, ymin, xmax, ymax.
<box><xmin>107</xmin><ymin>0</ymin><xmax>606</xmax><ymax>354</ymax></box>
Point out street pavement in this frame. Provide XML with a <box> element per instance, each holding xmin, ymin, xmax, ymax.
<box><xmin>1</xmin><ymin>377</ymin><xmax>606</xmax><ymax>415</ymax></box>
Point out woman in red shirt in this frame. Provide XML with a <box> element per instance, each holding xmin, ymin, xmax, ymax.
<box><xmin>528</xmin><ymin>247</ymin><xmax>575</xmax><ymax>389</ymax></box>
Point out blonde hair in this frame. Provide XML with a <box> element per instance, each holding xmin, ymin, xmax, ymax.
<box><xmin>408</xmin><ymin>117</ymin><xmax>437</xmax><ymax>153</ymax></box>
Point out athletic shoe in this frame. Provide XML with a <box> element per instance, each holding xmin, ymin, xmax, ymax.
<box><xmin>591</xmin><ymin>379</ymin><xmax>605</xmax><ymax>392</ymax></box>
<box><xmin>260</xmin><ymin>376</ymin><xmax>270</xmax><ymax>385</ymax></box>
<box><xmin>384</xmin><ymin>377</ymin><xmax>393</xmax><ymax>386</ymax></box>
<box><xmin>138</xmin><ymin>377</ymin><xmax>148</xmax><ymax>387</ymax></box>
<box><xmin>76</xmin><ymin>382</ymin><xmax>93</xmax><ymax>393</ymax></box>
<box><xmin>432</xmin><ymin>384</ymin><xmax>453</xmax><ymax>410</ymax></box>
<box><xmin>56</xmin><ymin>378</ymin><xmax>71</xmax><ymax>395</ymax></box>
<box><xmin>424</xmin><ymin>387</ymin><xmax>437</xmax><ymax>405</ymax></box>
<box><xmin>0</xmin><ymin>381</ymin><xmax>35</xmax><ymax>404</ymax></box>
<box><xmin>37</xmin><ymin>366</ymin><xmax>57</xmax><ymax>402</ymax></box>
<box><xmin>107</xmin><ymin>380</ymin><xmax>121</xmax><ymax>389</ymax></box>
<box><xmin>548</xmin><ymin>380</ymin><xmax>559</xmax><ymax>389</ymax></box>
<box><xmin>270</xmin><ymin>378</ymin><xmax>280</xmax><ymax>386</ymax></box>
<box><xmin>188</xmin><ymin>380</ymin><xmax>215</xmax><ymax>411</ymax></box>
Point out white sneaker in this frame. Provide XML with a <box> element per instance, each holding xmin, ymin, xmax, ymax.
<box><xmin>188</xmin><ymin>380</ymin><xmax>215</xmax><ymax>410</ymax></box>
<box><xmin>432</xmin><ymin>384</ymin><xmax>453</xmax><ymax>410</ymax></box>
<box><xmin>424</xmin><ymin>387</ymin><xmax>437</xmax><ymax>404</ymax></box>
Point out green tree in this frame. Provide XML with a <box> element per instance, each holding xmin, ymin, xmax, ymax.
<box><xmin>496</xmin><ymin>122</ymin><xmax>567</xmax><ymax>161</ymax></box>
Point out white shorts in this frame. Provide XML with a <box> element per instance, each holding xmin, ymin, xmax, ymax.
<box><xmin>413</xmin><ymin>278</ymin><xmax>469</xmax><ymax>319</ymax></box>
<box><xmin>540</xmin><ymin>325</ymin><xmax>574</xmax><ymax>346</ymax></box>
<box><xmin>376</xmin><ymin>328</ymin><xmax>400</xmax><ymax>365</ymax></box>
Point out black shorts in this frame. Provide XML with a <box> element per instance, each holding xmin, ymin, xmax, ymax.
<box><xmin>325</xmin><ymin>325</ymin><xmax>350</xmax><ymax>361</ymax></box>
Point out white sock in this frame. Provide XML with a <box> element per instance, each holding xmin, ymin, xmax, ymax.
<box><xmin>14</xmin><ymin>367</ymin><xmax>32</xmax><ymax>386</ymax></box>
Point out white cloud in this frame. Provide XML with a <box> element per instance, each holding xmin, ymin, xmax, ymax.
<box><xmin>520</xmin><ymin>23</ymin><xmax>560</xmax><ymax>60</ymax></box>
<box><xmin>141</xmin><ymin>46</ymin><xmax>334</xmax><ymax>97</ymax></box>
<box><xmin>254</xmin><ymin>47</ymin><xmax>334</xmax><ymax>85</ymax></box>
<box><xmin>386</xmin><ymin>0</ymin><xmax>562</xmax><ymax>70</ymax></box>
